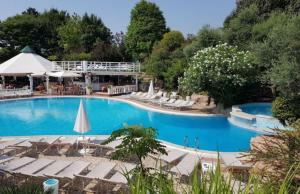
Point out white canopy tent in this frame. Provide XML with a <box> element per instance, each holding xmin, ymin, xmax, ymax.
<box><xmin>0</xmin><ymin>46</ymin><xmax>53</xmax><ymax>92</ymax></box>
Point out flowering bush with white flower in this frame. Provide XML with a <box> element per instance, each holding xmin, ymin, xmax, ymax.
<box><xmin>179</xmin><ymin>43</ymin><xmax>257</xmax><ymax>107</ymax></box>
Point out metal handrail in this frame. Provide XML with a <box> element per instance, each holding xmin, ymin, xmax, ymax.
<box><xmin>52</xmin><ymin>61</ymin><xmax>140</xmax><ymax>73</ymax></box>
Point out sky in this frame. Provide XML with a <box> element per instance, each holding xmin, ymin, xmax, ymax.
<box><xmin>0</xmin><ymin>0</ymin><xmax>236</xmax><ymax>35</ymax></box>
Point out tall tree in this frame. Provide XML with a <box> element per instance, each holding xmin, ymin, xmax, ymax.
<box><xmin>144</xmin><ymin>31</ymin><xmax>186</xmax><ymax>90</ymax></box>
<box><xmin>125</xmin><ymin>0</ymin><xmax>168</xmax><ymax>61</ymax></box>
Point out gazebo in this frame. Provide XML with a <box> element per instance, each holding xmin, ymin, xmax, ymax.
<box><xmin>0</xmin><ymin>46</ymin><xmax>53</xmax><ymax>92</ymax></box>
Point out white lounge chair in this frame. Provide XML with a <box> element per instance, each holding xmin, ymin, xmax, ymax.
<box><xmin>130</xmin><ymin>92</ymin><xmax>144</xmax><ymax>99</ymax></box>
<box><xmin>0</xmin><ymin>157</ymin><xmax>36</xmax><ymax>172</ymax></box>
<box><xmin>0</xmin><ymin>139</ymin><xmax>27</xmax><ymax>150</ymax></box>
<box><xmin>78</xmin><ymin>161</ymin><xmax>116</xmax><ymax>179</ymax></box>
<box><xmin>156</xmin><ymin>148</ymin><xmax>187</xmax><ymax>165</ymax></box>
<box><xmin>15</xmin><ymin>158</ymin><xmax>55</xmax><ymax>176</ymax></box>
<box><xmin>170</xmin><ymin>154</ymin><xmax>201</xmax><ymax>176</ymax></box>
<box><xmin>163</xmin><ymin>99</ymin><xmax>185</xmax><ymax>107</ymax></box>
<box><xmin>30</xmin><ymin>136</ymin><xmax>60</xmax><ymax>146</ymax></box>
<box><xmin>169</xmin><ymin>100</ymin><xmax>195</xmax><ymax>109</ymax></box>
<box><xmin>0</xmin><ymin>155</ymin><xmax>13</xmax><ymax>165</ymax></box>
<box><xmin>55</xmin><ymin>160</ymin><xmax>91</xmax><ymax>179</ymax></box>
<box><xmin>150</xmin><ymin>97</ymin><xmax>169</xmax><ymax>104</ymax></box>
<box><xmin>35</xmin><ymin>160</ymin><xmax>73</xmax><ymax>177</ymax></box>
<box><xmin>52</xmin><ymin>136</ymin><xmax>78</xmax><ymax>155</ymax></box>
<box><xmin>107</xmin><ymin>163</ymin><xmax>136</xmax><ymax>185</ymax></box>
<box><xmin>161</xmin><ymin>98</ymin><xmax>176</xmax><ymax>105</ymax></box>
<box><xmin>220</xmin><ymin>152</ymin><xmax>251</xmax><ymax>170</ymax></box>
<box><xmin>140</xmin><ymin>91</ymin><xmax>163</xmax><ymax>102</ymax></box>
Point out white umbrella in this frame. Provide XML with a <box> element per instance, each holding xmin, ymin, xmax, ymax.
<box><xmin>48</xmin><ymin>71</ymin><xmax>81</xmax><ymax>78</ymax></box>
<box><xmin>74</xmin><ymin>99</ymin><xmax>90</xmax><ymax>135</ymax></box>
<box><xmin>148</xmin><ymin>80</ymin><xmax>154</xmax><ymax>96</ymax></box>
<box><xmin>74</xmin><ymin>100</ymin><xmax>90</xmax><ymax>155</ymax></box>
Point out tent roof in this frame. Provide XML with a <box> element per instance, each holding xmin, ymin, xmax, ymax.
<box><xmin>21</xmin><ymin>46</ymin><xmax>35</xmax><ymax>54</ymax></box>
<box><xmin>0</xmin><ymin>52</ymin><xmax>53</xmax><ymax>76</ymax></box>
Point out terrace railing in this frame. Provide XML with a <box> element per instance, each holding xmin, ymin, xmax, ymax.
<box><xmin>108</xmin><ymin>85</ymin><xmax>137</xmax><ymax>95</ymax></box>
<box><xmin>52</xmin><ymin>61</ymin><xmax>140</xmax><ymax>74</ymax></box>
<box><xmin>0</xmin><ymin>88</ymin><xmax>32</xmax><ymax>98</ymax></box>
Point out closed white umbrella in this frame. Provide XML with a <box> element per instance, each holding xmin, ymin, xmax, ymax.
<box><xmin>74</xmin><ymin>99</ymin><xmax>90</xmax><ymax>135</ymax></box>
<box><xmin>148</xmin><ymin>80</ymin><xmax>154</xmax><ymax>96</ymax></box>
<box><xmin>74</xmin><ymin>100</ymin><xmax>90</xmax><ymax>155</ymax></box>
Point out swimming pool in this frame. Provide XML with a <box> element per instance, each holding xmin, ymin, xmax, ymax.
<box><xmin>0</xmin><ymin>97</ymin><xmax>260</xmax><ymax>152</ymax></box>
<box><xmin>239</xmin><ymin>103</ymin><xmax>272</xmax><ymax>116</ymax></box>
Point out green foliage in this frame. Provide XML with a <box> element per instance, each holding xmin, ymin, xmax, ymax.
<box><xmin>57</xmin><ymin>15</ymin><xmax>83</xmax><ymax>52</ymax></box>
<box><xmin>179</xmin><ymin>43</ymin><xmax>257</xmax><ymax>107</ymax></box>
<box><xmin>144</xmin><ymin>31</ymin><xmax>186</xmax><ymax>90</ymax></box>
<box><xmin>125</xmin><ymin>0</ymin><xmax>168</xmax><ymax>61</ymax></box>
<box><xmin>225</xmin><ymin>4</ymin><xmax>259</xmax><ymax>49</ymax></box>
<box><xmin>102</xmin><ymin>125</ymin><xmax>167</xmax><ymax>174</ymax></box>
<box><xmin>128</xmin><ymin>158</ymin><xmax>300</xmax><ymax>194</ymax></box>
<box><xmin>246</xmin><ymin>127</ymin><xmax>300</xmax><ymax>192</ymax></box>
<box><xmin>0</xmin><ymin>8</ymin><xmax>128</xmax><ymax>62</ymax></box>
<box><xmin>0</xmin><ymin>180</ymin><xmax>52</xmax><ymax>194</ymax></box>
<box><xmin>0</xmin><ymin>8</ymin><xmax>69</xmax><ymax>60</ymax></box>
<box><xmin>183</xmin><ymin>25</ymin><xmax>224</xmax><ymax>58</ymax></box>
<box><xmin>272</xmin><ymin>96</ymin><xmax>300</xmax><ymax>125</ymax></box>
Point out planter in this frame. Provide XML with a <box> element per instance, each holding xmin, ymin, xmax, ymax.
<box><xmin>107</xmin><ymin>87</ymin><xmax>112</xmax><ymax>95</ymax></box>
<box><xmin>86</xmin><ymin>88</ymin><xmax>92</xmax><ymax>95</ymax></box>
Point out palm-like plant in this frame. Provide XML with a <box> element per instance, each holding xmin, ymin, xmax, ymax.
<box><xmin>102</xmin><ymin>125</ymin><xmax>167</xmax><ymax>175</ymax></box>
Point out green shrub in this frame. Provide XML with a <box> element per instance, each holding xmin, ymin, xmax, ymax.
<box><xmin>272</xmin><ymin>96</ymin><xmax>300</xmax><ymax>125</ymax></box>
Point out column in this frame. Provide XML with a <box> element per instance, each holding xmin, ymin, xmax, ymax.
<box><xmin>83</xmin><ymin>61</ymin><xmax>88</xmax><ymax>72</ymax></box>
<box><xmin>28</xmin><ymin>75</ymin><xmax>33</xmax><ymax>92</ymax></box>
<box><xmin>1</xmin><ymin>76</ymin><xmax>5</xmax><ymax>87</ymax></box>
<box><xmin>45</xmin><ymin>76</ymin><xmax>50</xmax><ymax>94</ymax></box>
<box><xmin>135</xmin><ymin>75</ymin><xmax>138</xmax><ymax>91</ymax></box>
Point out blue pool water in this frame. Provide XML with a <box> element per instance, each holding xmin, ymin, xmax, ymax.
<box><xmin>239</xmin><ymin>103</ymin><xmax>272</xmax><ymax>116</ymax></box>
<box><xmin>0</xmin><ymin>97</ymin><xmax>260</xmax><ymax>152</ymax></box>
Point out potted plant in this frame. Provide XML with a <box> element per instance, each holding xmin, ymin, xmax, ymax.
<box><xmin>86</xmin><ymin>85</ymin><xmax>93</xmax><ymax>95</ymax></box>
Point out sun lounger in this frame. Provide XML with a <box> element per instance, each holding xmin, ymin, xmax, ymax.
<box><xmin>52</xmin><ymin>136</ymin><xmax>78</xmax><ymax>155</ymax></box>
<box><xmin>140</xmin><ymin>91</ymin><xmax>163</xmax><ymax>101</ymax></box>
<box><xmin>169</xmin><ymin>100</ymin><xmax>195</xmax><ymax>109</ymax></box>
<box><xmin>151</xmin><ymin>97</ymin><xmax>169</xmax><ymax>104</ymax></box>
<box><xmin>105</xmin><ymin>139</ymin><xmax>122</xmax><ymax>149</ymax></box>
<box><xmin>158</xmin><ymin>148</ymin><xmax>187</xmax><ymax>165</ymax></box>
<box><xmin>220</xmin><ymin>152</ymin><xmax>251</xmax><ymax>170</ymax></box>
<box><xmin>0</xmin><ymin>155</ymin><xmax>13</xmax><ymax>165</ymax></box>
<box><xmin>14</xmin><ymin>137</ymin><xmax>44</xmax><ymax>148</ymax></box>
<box><xmin>0</xmin><ymin>157</ymin><xmax>36</xmax><ymax>172</ymax></box>
<box><xmin>30</xmin><ymin>136</ymin><xmax>60</xmax><ymax>146</ymax></box>
<box><xmin>130</xmin><ymin>92</ymin><xmax>144</xmax><ymax>99</ymax></box>
<box><xmin>30</xmin><ymin>137</ymin><xmax>61</xmax><ymax>152</ymax></box>
<box><xmin>109</xmin><ymin>172</ymin><xmax>128</xmax><ymax>184</ymax></box>
<box><xmin>0</xmin><ymin>139</ymin><xmax>27</xmax><ymax>150</ymax></box>
<box><xmin>35</xmin><ymin>160</ymin><xmax>73</xmax><ymax>177</ymax></box>
<box><xmin>115</xmin><ymin>162</ymin><xmax>136</xmax><ymax>173</ymax></box>
<box><xmin>164</xmin><ymin>99</ymin><xmax>185</xmax><ymax>107</ymax></box>
<box><xmin>170</xmin><ymin>154</ymin><xmax>201</xmax><ymax>176</ymax></box>
<box><xmin>55</xmin><ymin>160</ymin><xmax>91</xmax><ymax>179</ymax></box>
<box><xmin>78</xmin><ymin>162</ymin><xmax>116</xmax><ymax>180</ymax></box>
<box><xmin>15</xmin><ymin>158</ymin><xmax>55</xmax><ymax>176</ymax></box>
<box><xmin>133</xmin><ymin>93</ymin><xmax>148</xmax><ymax>100</ymax></box>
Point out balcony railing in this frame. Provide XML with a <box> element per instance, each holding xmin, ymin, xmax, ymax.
<box><xmin>52</xmin><ymin>61</ymin><xmax>140</xmax><ymax>74</ymax></box>
<box><xmin>108</xmin><ymin>85</ymin><xmax>137</xmax><ymax>95</ymax></box>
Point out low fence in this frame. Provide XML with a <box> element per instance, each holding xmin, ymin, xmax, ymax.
<box><xmin>0</xmin><ymin>88</ymin><xmax>32</xmax><ymax>98</ymax></box>
<box><xmin>108</xmin><ymin>85</ymin><xmax>137</xmax><ymax>95</ymax></box>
